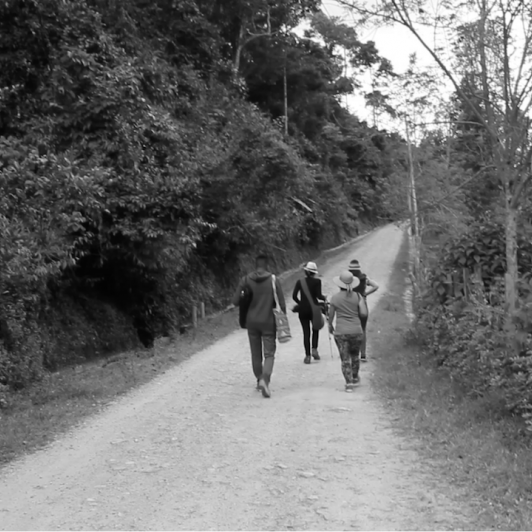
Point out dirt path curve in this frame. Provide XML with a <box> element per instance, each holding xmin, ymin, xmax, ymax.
<box><xmin>0</xmin><ymin>225</ymin><xmax>479</xmax><ymax>531</ymax></box>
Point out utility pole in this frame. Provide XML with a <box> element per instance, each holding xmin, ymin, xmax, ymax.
<box><xmin>283</xmin><ymin>50</ymin><xmax>288</xmax><ymax>136</ymax></box>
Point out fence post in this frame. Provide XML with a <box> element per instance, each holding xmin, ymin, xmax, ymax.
<box><xmin>192</xmin><ymin>306</ymin><xmax>198</xmax><ymax>328</ymax></box>
<box><xmin>474</xmin><ymin>264</ymin><xmax>482</xmax><ymax>283</ymax></box>
<box><xmin>452</xmin><ymin>271</ymin><xmax>460</xmax><ymax>298</ymax></box>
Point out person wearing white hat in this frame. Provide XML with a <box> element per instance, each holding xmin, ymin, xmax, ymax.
<box><xmin>328</xmin><ymin>270</ymin><xmax>368</xmax><ymax>392</ymax></box>
<box><xmin>292</xmin><ymin>261</ymin><xmax>326</xmax><ymax>364</ymax></box>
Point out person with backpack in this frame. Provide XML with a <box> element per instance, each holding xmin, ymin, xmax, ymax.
<box><xmin>232</xmin><ymin>254</ymin><xmax>286</xmax><ymax>398</ymax></box>
<box><xmin>292</xmin><ymin>262</ymin><xmax>326</xmax><ymax>365</ymax></box>
<box><xmin>328</xmin><ymin>270</ymin><xmax>368</xmax><ymax>392</ymax></box>
<box><xmin>348</xmin><ymin>259</ymin><xmax>379</xmax><ymax>362</ymax></box>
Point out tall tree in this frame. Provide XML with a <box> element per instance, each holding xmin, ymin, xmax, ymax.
<box><xmin>340</xmin><ymin>0</ymin><xmax>532</xmax><ymax>332</ymax></box>
<box><xmin>206</xmin><ymin>0</ymin><xmax>319</xmax><ymax>78</ymax></box>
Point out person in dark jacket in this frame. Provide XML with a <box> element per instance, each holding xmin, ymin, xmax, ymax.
<box><xmin>348</xmin><ymin>259</ymin><xmax>379</xmax><ymax>361</ymax></box>
<box><xmin>232</xmin><ymin>254</ymin><xmax>286</xmax><ymax>398</ymax></box>
<box><xmin>292</xmin><ymin>261</ymin><xmax>326</xmax><ymax>365</ymax></box>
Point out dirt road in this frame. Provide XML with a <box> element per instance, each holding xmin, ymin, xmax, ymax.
<box><xmin>0</xmin><ymin>225</ymin><xmax>480</xmax><ymax>530</ymax></box>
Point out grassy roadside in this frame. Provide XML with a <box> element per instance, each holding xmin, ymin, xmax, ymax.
<box><xmin>0</xmin><ymin>229</ymin><xmax>375</xmax><ymax>468</ymax></box>
<box><xmin>369</xmin><ymin>234</ymin><xmax>532</xmax><ymax>530</ymax></box>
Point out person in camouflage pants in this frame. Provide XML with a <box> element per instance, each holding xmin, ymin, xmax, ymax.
<box><xmin>328</xmin><ymin>271</ymin><xmax>368</xmax><ymax>392</ymax></box>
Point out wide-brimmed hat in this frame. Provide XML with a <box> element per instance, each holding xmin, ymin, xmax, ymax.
<box><xmin>333</xmin><ymin>270</ymin><xmax>361</xmax><ymax>290</ymax></box>
<box><xmin>304</xmin><ymin>261</ymin><xmax>319</xmax><ymax>275</ymax></box>
<box><xmin>348</xmin><ymin>259</ymin><xmax>361</xmax><ymax>272</ymax></box>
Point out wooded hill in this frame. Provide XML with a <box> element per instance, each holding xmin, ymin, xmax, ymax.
<box><xmin>0</xmin><ymin>0</ymin><xmax>406</xmax><ymax>389</ymax></box>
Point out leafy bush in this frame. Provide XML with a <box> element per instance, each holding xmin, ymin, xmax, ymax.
<box><xmin>417</xmin><ymin>243</ymin><xmax>532</xmax><ymax>430</ymax></box>
<box><xmin>427</xmin><ymin>218</ymin><xmax>532</xmax><ymax>304</ymax></box>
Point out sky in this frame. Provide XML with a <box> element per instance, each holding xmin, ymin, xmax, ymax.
<box><xmin>321</xmin><ymin>0</ymin><xmax>434</xmax><ymax>72</ymax></box>
<box><xmin>318</xmin><ymin>0</ymin><xmax>438</xmax><ymax>126</ymax></box>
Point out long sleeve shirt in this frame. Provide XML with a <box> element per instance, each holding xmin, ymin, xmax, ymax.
<box><xmin>292</xmin><ymin>277</ymin><xmax>325</xmax><ymax>318</ymax></box>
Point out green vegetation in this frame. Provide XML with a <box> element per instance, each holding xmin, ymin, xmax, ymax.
<box><xmin>0</xmin><ymin>0</ymin><xmax>405</xmax><ymax>392</ymax></box>
<box><xmin>371</xmin><ymin>239</ymin><xmax>532</xmax><ymax>530</ymax></box>
<box><xmin>339</xmin><ymin>0</ymin><xmax>532</xmax><ymax>432</ymax></box>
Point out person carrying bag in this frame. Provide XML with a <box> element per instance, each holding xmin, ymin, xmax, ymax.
<box><xmin>232</xmin><ymin>254</ymin><xmax>287</xmax><ymax>398</ymax></box>
<box><xmin>328</xmin><ymin>270</ymin><xmax>368</xmax><ymax>392</ymax></box>
<box><xmin>348</xmin><ymin>259</ymin><xmax>379</xmax><ymax>362</ymax></box>
<box><xmin>292</xmin><ymin>262</ymin><xmax>326</xmax><ymax>365</ymax></box>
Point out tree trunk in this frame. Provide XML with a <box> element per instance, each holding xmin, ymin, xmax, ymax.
<box><xmin>233</xmin><ymin>44</ymin><xmax>243</xmax><ymax>80</ymax></box>
<box><xmin>283</xmin><ymin>57</ymin><xmax>288</xmax><ymax>136</ymax></box>
<box><xmin>404</xmin><ymin>118</ymin><xmax>419</xmax><ymax>237</ymax></box>
<box><xmin>232</xmin><ymin>24</ymin><xmax>244</xmax><ymax>81</ymax></box>
<box><xmin>504</xmin><ymin>197</ymin><xmax>518</xmax><ymax>331</ymax></box>
<box><xmin>404</xmin><ymin>117</ymin><xmax>421</xmax><ymax>281</ymax></box>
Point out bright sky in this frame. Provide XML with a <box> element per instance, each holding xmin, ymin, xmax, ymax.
<box><xmin>321</xmin><ymin>0</ymin><xmax>434</xmax><ymax>72</ymax></box>
<box><xmin>319</xmin><ymin>0</ymin><xmax>438</xmax><ymax>126</ymax></box>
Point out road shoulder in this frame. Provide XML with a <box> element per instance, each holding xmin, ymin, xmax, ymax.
<box><xmin>367</xmin><ymin>233</ymin><xmax>529</xmax><ymax>530</ymax></box>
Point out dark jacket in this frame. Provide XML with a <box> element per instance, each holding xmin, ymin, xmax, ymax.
<box><xmin>232</xmin><ymin>270</ymin><xmax>286</xmax><ymax>332</ymax></box>
<box><xmin>292</xmin><ymin>277</ymin><xmax>325</xmax><ymax>319</ymax></box>
<box><xmin>353</xmin><ymin>272</ymin><xmax>367</xmax><ymax>296</ymax></box>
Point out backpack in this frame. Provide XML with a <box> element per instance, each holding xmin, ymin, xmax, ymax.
<box><xmin>238</xmin><ymin>276</ymin><xmax>253</xmax><ymax>329</ymax></box>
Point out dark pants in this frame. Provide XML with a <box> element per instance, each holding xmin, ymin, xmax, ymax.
<box><xmin>299</xmin><ymin>314</ymin><xmax>319</xmax><ymax>356</ymax></box>
<box><xmin>360</xmin><ymin>315</ymin><xmax>368</xmax><ymax>357</ymax></box>
<box><xmin>247</xmin><ymin>329</ymin><xmax>276</xmax><ymax>384</ymax></box>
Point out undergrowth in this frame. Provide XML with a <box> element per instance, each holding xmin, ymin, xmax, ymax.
<box><xmin>372</xmin><ymin>236</ymin><xmax>532</xmax><ymax>530</ymax></box>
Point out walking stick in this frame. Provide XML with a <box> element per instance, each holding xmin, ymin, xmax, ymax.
<box><xmin>328</xmin><ymin>329</ymin><xmax>334</xmax><ymax>359</ymax></box>
<box><xmin>325</xmin><ymin>300</ymin><xmax>334</xmax><ymax>359</ymax></box>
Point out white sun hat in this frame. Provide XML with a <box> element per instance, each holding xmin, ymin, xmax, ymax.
<box><xmin>303</xmin><ymin>261</ymin><xmax>319</xmax><ymax>275</ymax></box>
<box><xmin>333</xmin><ymin>270</ymin><xmax>361</xmax><ymax>291</ymax></box>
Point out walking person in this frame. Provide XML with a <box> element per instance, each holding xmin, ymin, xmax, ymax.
<box><xmin>292</xmin><ymin>262</ymin><xmax>326</xmax><ymax>365</ymax></box>
<box><xmin>348</xmin><ymin>259</ymin><xmax>378</xmax><ymax>362</ymax></box>
<box><xmin>233</xmin><ymin>254</ymin><xmax>286</xmax><ymax>398</ymax></box>
<box><xmin>328</xmin><ymin>271</ymin><xmax>368</xmax><ymax>393</ymax></box>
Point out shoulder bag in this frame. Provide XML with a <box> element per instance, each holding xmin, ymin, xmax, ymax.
<box><xmin>301</xmin><ymin>278</ymin><xmax>325</xmax><ymax>331</ymax></box>
<box><xmin>272</xmin><ymin>275</ymin><xmax>291</xmax><ymax>343</ymax></box>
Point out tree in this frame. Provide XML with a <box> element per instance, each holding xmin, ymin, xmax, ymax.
<box><xmin>205</xmin><ymin>0</ymin><xmax>319</xmax><ymax>78</ymax></box>
<box><xmin>339</xmin><ymin>0</ymin><xmax>532</xmax><ymax>332</ymax></box>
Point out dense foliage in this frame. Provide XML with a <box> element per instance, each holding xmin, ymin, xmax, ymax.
<box><xmin>413</xmin><ymin>99</ymin><xmax>532</xmax><ymax>427</ymax></box>
<box><xmin>0</xmin><ymin>0</ymin><xmax>405</xmax><ymax>389</ymax></box>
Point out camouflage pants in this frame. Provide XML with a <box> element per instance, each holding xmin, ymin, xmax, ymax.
<box><xmin>334</xmin><ymin>333</ymin><xmax>363</xmax><ymax>384</ymax></box>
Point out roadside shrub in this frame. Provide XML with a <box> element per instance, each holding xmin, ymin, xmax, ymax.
<box><xmin>416</xmin><ymin>285</ymin><xmax>532</xmax><ymax>430</ymax></box>
<box><xmin>428</xmin><ymin>218</ymin><xmax>532</xmax><ymax>304</ymax></box>
<box><xmin>0</xmin><ymin>298</ymin><xmax>45</xmax><ymax>389</ymax></box>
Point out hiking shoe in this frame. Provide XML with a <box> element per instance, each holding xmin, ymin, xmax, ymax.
<box><xmin>256</xmin><ymin>380</ymin><xmax>261</xmax><ymax>391</ymax></box>
<box><xmin>360</xmin><ymin>354</ymin><xmax>367</xmax><ymax>362</ymax></box>
<box><xmin>258</xmin><ymin>378</ymin><xmax>271</xmax><ymax>398</ymax></box>
<box><xmin>311</xmin><ymin>348</ymin><xmax>320</xmax><ymax>360</ymax></box>
<box><xmin>345</xmin><ymin>384</ymin><xmax>354</xmax><ymax>393</ymax></box>
<box><xmin>353</xmin><ymin>375</ymin><xmax>360</xmax><ymax>385</ymax></box>
<box><xmin>304</xmin><ymin>356</ymin><xmax>311</xmax><ymax>364</ymax></box>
